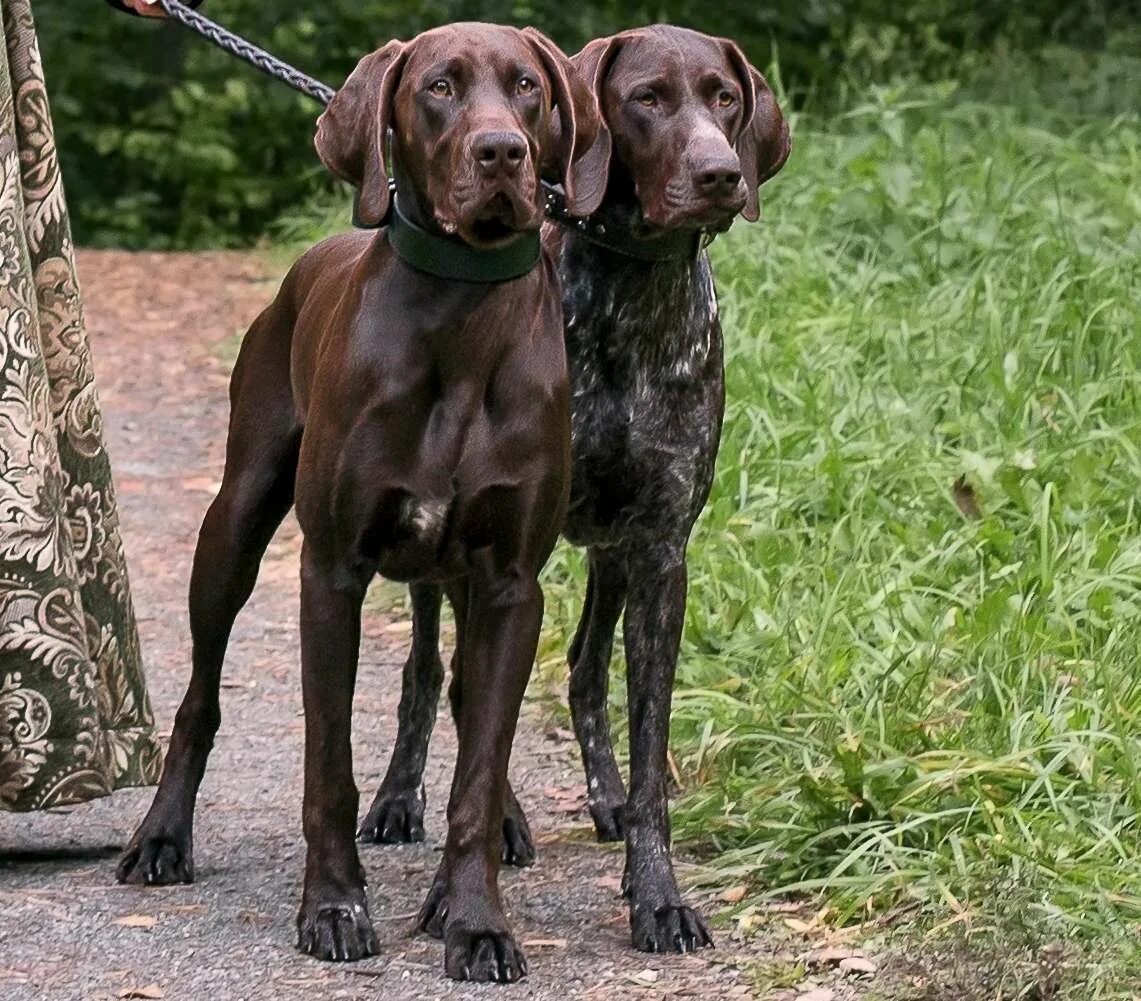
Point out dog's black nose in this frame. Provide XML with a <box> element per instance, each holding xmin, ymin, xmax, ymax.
<box><xmin>693</xmin><ymin>159</ymin><xmax>743</xmax><ymax>198</ymax></box>
<box><xmin>473</xmin><ymin>131</ymin><xmax>528</xmax><ymax>177</ymax></box>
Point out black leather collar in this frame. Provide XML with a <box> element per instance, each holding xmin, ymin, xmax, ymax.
<box><xmin>353</xmin><ymin>188</ymin><xmax>542</xmax><ymax>284</ymax></box>
<box><xmin>388</xmin><ymin>197</ymin><xmax>541</xmax><ymax>283</ymax></box>
<box><xmin>354</xmin><ymin>185</ymin><xmax>713</xmax><ymax>265</ymax></box>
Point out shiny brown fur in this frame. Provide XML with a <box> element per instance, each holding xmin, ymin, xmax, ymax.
<box><xmin>116</xmin><ymin>23</ymin><xmax>606</xmax><ymax>984</ymax></box>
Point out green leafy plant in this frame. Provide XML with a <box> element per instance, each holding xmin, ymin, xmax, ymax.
<box><xmin>34</xmin><ymin>0</ymin><xmax>1139</xmax><ymax>247</ymax></box>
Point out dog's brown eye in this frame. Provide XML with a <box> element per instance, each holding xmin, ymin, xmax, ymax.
<box><xmin>517</xmin><ymin>77</ymin><xmax>537</xmax><ymax>96</ymax></box>
<box><xmin>717</xmin><ymin>90</ymin><xmax>736</xmax><ymax>108</ymax></box>
<box><xmin>636</xmin><ymin>92</ymin><xmax>657</xmax><ymax>108</ymax></box>
<box><xmin>428</xmin><ymin>79</ymin><xmax>452</xmax><ymax>98</ymax></box>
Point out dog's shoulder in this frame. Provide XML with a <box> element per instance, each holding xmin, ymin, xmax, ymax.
<box><xmin>292</xmin><ymin>229</ymin><xmax>378</xmax><ymax>281</ymax></box>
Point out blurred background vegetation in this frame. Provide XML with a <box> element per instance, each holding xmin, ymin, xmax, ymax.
<box><xmin>35</xmin><ymin>0</ymin><xmax>1134</xmax><ymax>248</ymax></box>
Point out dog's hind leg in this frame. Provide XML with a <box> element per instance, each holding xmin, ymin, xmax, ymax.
<box><xmin>117</xmin><ymin>305</ymin><xmax>301</xmax><ymax>886</ymax></box>
<box><xmin>568</xmin><ymin>545</ymin><xmax>629</xmax><ymax>842</ymax></box>
<box><xmin>359</xmin><ymin>582</ymin><xmax>445</xmax><ymax>844</ymax></box>
<box><xmin>363</xmin><ymin>582</ymin><xmax>536</xmax><ymax>866</ymax></box>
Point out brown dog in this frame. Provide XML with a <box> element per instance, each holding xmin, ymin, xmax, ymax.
<box><xmin>362</xmin><ymin>24</ymin><xmax>791</xmax><ymax>955</ymax></box>
<box><xmin>116</xmin><ymin>23</ymin><xmax>606</xmax><ymax>983</ymax></box>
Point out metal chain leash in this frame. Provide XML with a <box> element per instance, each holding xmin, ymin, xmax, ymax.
<box><xmin>155</xmin><ymin>0</ymin><xmax>336</xmax><ymax>106</ymax></box>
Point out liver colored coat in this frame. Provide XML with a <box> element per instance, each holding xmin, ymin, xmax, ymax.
<box><xmin>117</xmin><ymin>23</ymin><xmax>607</xmax><ymax>984</ymax></box>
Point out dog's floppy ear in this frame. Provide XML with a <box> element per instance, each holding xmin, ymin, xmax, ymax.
<box><xmin>723</xmin><ymin>41</ymin><xmax>791</xmax><ymax>222</ymax></box>
<box><xmin>315</xmin><ymin>40</ymin><xmax>407</xmax><ymax>227</ymax></box>
<box><xmin>523</xmin><ymin>27</ymin><xmax>610</xmax><ymax>217</ymax></box>
<box><xmin>572</xmin><ymin>33</ymin><xmax>624</xmax><ymax>108</ymax></box>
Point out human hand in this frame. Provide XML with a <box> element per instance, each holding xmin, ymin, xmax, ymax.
<box><xmin>118</xmin><ymin>0</ymin><xmax>168</xmax><ymax>16</ymax></box>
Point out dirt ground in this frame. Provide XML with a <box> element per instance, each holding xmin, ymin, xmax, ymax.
<box><xmin>0</xmin><ymin>251</ymin><xmax>880</xmax><ymax>1001</ymax></box>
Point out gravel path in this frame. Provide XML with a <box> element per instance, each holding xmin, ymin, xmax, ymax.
<box><xmin>0</xmin><ymin>251</ymin><xmax>872</xmax><ymax>1001</ymax></box>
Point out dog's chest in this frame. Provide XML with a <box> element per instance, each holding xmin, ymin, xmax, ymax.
<box><xmin>558</xmin><ymin>250</ymin><xmax>726</xmax><ymax>543</ymax></box>
<box><xmin>316</xmin><ymin>276</ymin><xmax>569</xmax><ymax>582</ymax></box>
<box><xmin>338</xmin><ymin>380</ymin><xmax>553</xmax><ymax>580</ymax></box>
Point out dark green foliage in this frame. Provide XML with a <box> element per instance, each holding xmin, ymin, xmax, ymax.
<box><xmin>34</xmin><ymin>1</ymin><xmax>1136</xmax><ymax>246</ymax></box>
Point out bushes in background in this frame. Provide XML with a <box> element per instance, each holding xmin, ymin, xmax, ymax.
<box><xmin>35</xmin><ymin>0</ymin><xmax>1133</xmax><ymax>247</ymax></box>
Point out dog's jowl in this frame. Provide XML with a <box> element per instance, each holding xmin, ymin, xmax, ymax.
<box><xmin>364</xmin><ymin>24</ymin><xmax>791</xmax><ymax>956</ymax></box>
<box><xmin>116</xmin><ymin>23</ymin><xmax>607</xmax><ymax>984</ymax></box>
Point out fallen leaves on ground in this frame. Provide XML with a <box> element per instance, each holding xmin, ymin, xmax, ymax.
<box><xmin>111</xmin><ymin>915</ymin><xmax>158</xmax><ymax>929</ymax></box>
<box><xmin>952</xmin><ymin>474</ymin><xmax>982</xmax><ymax>519</ymax></box>
<box><xmin>544</xmin><ymin>726</ymin><xmax>576</xmax><ymax>743</ymax></box>
<box><xmin>543</xmin><ymin>783</ymin><xmax>587</xmax><ymax>813</ymax></box>
<box><xmin>624</xmin><ymin>968</ymin><xmax>660</xmax><ymax>987</ymax></box>
<box><xmin>118</xmin><ymin>986</ymin><xmax>164</xmax><ymax>1000</ymax></box>
<box><xmin>805</xmin><ymin>947</ymin><xmax>854</xmax><ymax>967</ymax></box>
<box><xmin>179</xmin><ymin>476</ymin><xmax>221</xmax><ymax>495</ymax></box>
<box><xmin>805</xmin><ymin>945</ymin><xmax>877</xmax><ymax>978</ymax></box>
<box><xmin>382</xmin><ymin>620</ymin><xmax>413</xmax><ymax>635</ymax></box>
<box><xmin>236</xmin><ymin>909</ymin><xmax>272</xmax><ymax>927</ymax></box>
<box><xmin>794</xmin><ymin>989</ymin><xmax>834</xmax><ymax>1001</ymax></box>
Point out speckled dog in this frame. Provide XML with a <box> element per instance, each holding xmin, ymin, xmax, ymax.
<box><xmin>361</xmin><ymin>24</ymin><xmax>791</xmax><ymax>953</ymax></box>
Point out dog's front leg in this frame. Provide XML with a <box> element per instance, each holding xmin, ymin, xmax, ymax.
<box><xmin>443</xmin><ymin>580</ymin><xmax>536</xmax><ymax>867</ymax></box>
<box><xmin>622</xmin><ymin>543</ymin><xmax>714</xmax><ymax>954</ymax></box>
<box><xmin>362</xmin><ymin>582</ymin><xmax>536</xmax><ymax>864</ymax></box>
<box><xmin>417</xmin><ymin>569</ymin><xmax>540</xmax><ymax>983</ymax></box>
<box><xmin>295</xmin><ymin>542</ymin><xmax>378</xmax><ymax>962</ymax></box>
<box><xmin>359</xmin><ymin>582</ymin><xmax>445</xmax><ymax>845</ymax></box>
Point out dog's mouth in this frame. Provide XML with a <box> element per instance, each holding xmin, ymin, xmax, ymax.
<box><xmin>470</xmin><ymin>193</ymin><xmax>520</xmax><ymax>244</ymax></box>
<box><xmin>452</xmin><ymin>189</ymin><xmax>541</xmax><ymax>249</ymax></box>
<box><xmin>629</xmin><ymin>168</ymin><xmax>748</xmax><ymax>233</ymax></box>
<box><xmin>640</xmin><ymin>194</ymin><xmax>746</xmax><ymax>234</ymax></box>
<box><xmin>684</xmin><ymin>202</ymin><xmax>744</xmax><ymax>233</ymax></box>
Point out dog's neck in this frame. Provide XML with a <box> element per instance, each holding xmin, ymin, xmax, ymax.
<box><xmin>558</xmin><ymin>200</ymin><xmax>718</xmax><ymax>379</ymax></box>
<box><xmin>380</xmin><ymin>162</ymin><xmax>542</xmax><ymax>284</ymax></box>
<box><xmin>552</xmin><ymin>163</ymin><xmax>709</xmax><ymax>263</ymax></box>
<box><xmin>390</xmin><ymin>162</ymin><xmax>450</xmax><ymax>237</ymax></box>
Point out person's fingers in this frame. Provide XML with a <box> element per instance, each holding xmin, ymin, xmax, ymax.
<box><xmin>125</xmin><ymin>0</ymin><xmax>166</xmax><ymax>17</ymax></box>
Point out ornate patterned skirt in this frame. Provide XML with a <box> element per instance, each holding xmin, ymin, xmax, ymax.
<box><xmin>0</xmin><ymin>0</ymin><xmax>160</xmax><ymax>810</ymax></box>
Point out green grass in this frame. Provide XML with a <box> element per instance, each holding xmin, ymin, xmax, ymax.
<box><xmin>533</xmin><ymin>67</ymin><xmax>1141</xmax><ymax>998</ymax></box>
<box><xmin>272</xmin><ymin>44</ymin><xmax>1141</xmax><ymax>996</ymax></box>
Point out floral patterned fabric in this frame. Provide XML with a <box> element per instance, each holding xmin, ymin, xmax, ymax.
<box><xmin>0</xmin><ymin>0</ymin><xmax>160</xmax><ymax>810</ymax></box>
